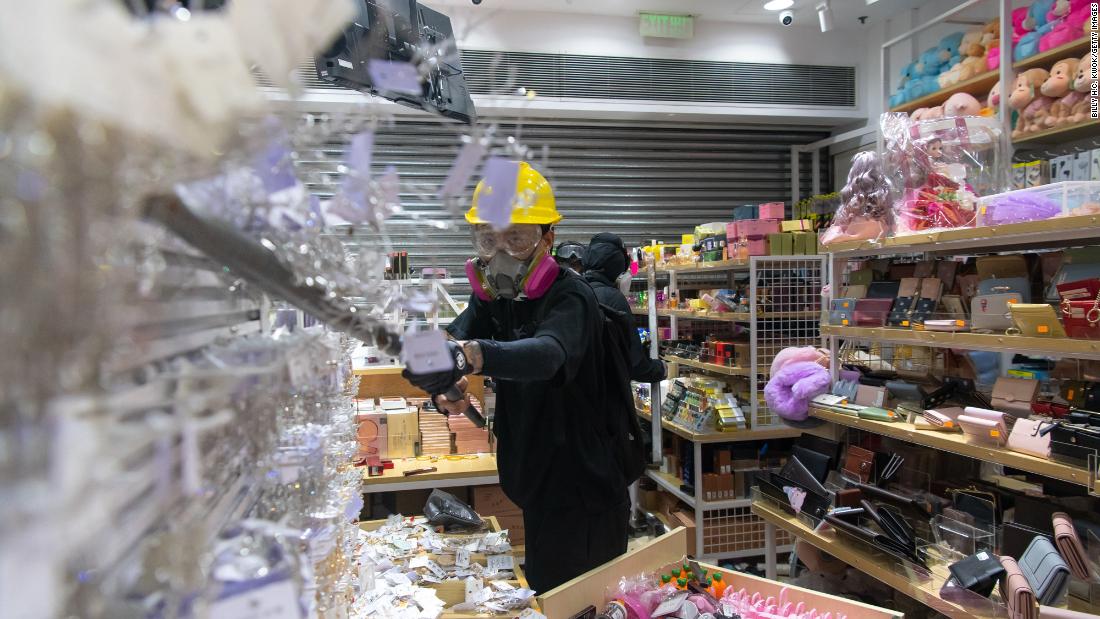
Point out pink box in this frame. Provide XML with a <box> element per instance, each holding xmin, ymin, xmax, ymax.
<box><xmin>725</xmin><ymin>221</ymin><xmax>740</xmax><ymax>241</ymax></box>
<box><xmin>738</xmin><ymin>218</ymin><xmax>781</xmax><ymax>238</ymax></box>
<box><xmin>759</xmin><ymin>202</ymin><xmax>785</xmax><ymax>220</ymax></box>
<box><xmin>747</xmin><ymin>238</ymin><xmax>768</xmax><ymax>255</ymax></box>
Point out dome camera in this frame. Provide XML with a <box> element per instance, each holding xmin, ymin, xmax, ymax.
<box><xmin>779</xmin><ymin>10</ymin><xmax>794</xmax><ymax>26</ymax></box>
<box><xmin>471</xmin><ymin>0</ymin><xmax>482</xmax><ymax>4</ymax></box>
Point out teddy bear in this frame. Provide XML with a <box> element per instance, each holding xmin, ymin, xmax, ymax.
<box><xmin>1070</xmin><ymin>52</ymin><xmax>1096</xmax><ymax>123</ymax></box>
<box><xmin>1042</xmin><ymin>0</ymin><xmax>1090</xmax><ymax>52</ymax></box>
<box><xmin>1016</xmin><ymin>0</ymin><xmax>1057</xmax><ymax>61</ymax></box>
<box><xmin>990</xmin><ymin>6</ymin><xmax>1029</xmax><ymax>70</ymax></box>
<box><xmin>940</xmin><ymin>28</ymin><xmax>989</xmax><ymax>87</ymax></box>
<box><xmin>1010</xmin><ymin>68</ymin><xmax>1054</xmax><ymax>137</ymax></box>
<box><xmin>935</xmin><ymin>32</ymin><xmax>966</xmax><ymax>70</ymax></box>
<box><xmin>1041</xmin><ymin>56</ymin><xmax>1083</xmax><ymax>127</ymax></box>
<box><xmin>944</xmin><ymin>92</ymin><xmax>982</xmax><ymax>118</ymax></box>
<box><xmin>890</xmin><ymin>61</ymin><xmax>919</xmax><ymax>107</ymax></box>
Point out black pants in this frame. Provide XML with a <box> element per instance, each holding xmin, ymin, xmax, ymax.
<box><xmin>522</xmin><ymin>499</ymin><xmax>630</xmax><ymax>593</ymax></box>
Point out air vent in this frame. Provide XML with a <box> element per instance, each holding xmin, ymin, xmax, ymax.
<box><xmin>267</xmin><ymin>50</ymin><xmax>856</xmax><ymax>108</ymax></box>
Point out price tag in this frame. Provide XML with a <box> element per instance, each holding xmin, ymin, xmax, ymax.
<box><xmin>464</xmin><ymin>576</ymin><xmax>484</xmax><ymax>604</ymax></box>
<box><xmin>425</xmin><ymin>560</ymin><xmax>447</xmax><ymax>580</ymax></box>
<box><xmin>477</xmin><ymin>157</ymin><xmax>520</xmax><ymax>230</ymax></box>
<box><xmin>402</xmin><ymin>330</ymin><xmax>453</xmax><ymax>374</ymax></box>
<box><xmin>209</xmin><ymin>578</ymin><xmax>302</xmax><ymax>619</ymax></box>
<box><xmin>456</xmin><ymin>548</ymin><xmax>471</xmax><ymax>568</ymax></box>
<box><xmin>1039</xmin><ymin>325</ymin><xmax>1050</xmax><ymax>334</ymax></box>
<box><xmin>487</xmin><ymin>555</ymin><xmax>514</xmax><ymax>572</ymax></box>
<box><xmin>367</xmin><ymin>59</ymin><xmax>423</xmax><ymax>95</ymax></box>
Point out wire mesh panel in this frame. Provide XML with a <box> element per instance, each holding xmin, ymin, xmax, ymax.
<box><xmin>702</xmin><ymin>505</ymin><xmax>794</xmax><ymax>556</ymax></box>
<box><xmin>750</xmin><ymin>256</ymin><xmax>827</xmax><ymax>426</ymax></box>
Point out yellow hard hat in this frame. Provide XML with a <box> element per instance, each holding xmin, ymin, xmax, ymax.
<box><xmin>466</xmin><ymin>161</ymin><xmax>562</xmax><ymax>226</ymax></box>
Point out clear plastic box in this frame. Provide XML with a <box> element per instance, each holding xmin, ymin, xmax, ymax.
<box><xmin>975</xmin><ymin>181</ymin><xmax>1100</xmax><ymax>227</ymax></box>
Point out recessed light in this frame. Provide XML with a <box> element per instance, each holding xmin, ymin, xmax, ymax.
<box><xmin>764</xmin><ymin>0</ymin><xmax>794</xmax><ymax>10</ymax></box>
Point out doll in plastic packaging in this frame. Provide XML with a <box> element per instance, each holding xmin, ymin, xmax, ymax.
<box><xmin>820</xmin><ymin>151</ymin><xmax>892</xmax><ymax>245</ymax></box>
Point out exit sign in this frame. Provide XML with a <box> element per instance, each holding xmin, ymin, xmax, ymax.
<box><xmin>639</xmin><ymin>12</ymin><xmax>694</xmax><ymax>39</ymax></box>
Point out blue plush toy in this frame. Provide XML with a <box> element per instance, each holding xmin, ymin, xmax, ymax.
<box><xmin>1015</xmin><ymin>0</ymin><xmax>1057</xmax><ymax>61</ymax></box>
<box><xmin>936</xmin><ymin>32</ymin><xmax>965</xmax><ymax>68</ymax></box>
<box><xmin>914</xmin><ymin>46</ymin><xmax>942</xmax><ymax>77</ymax></box>
<box><xmin>891</xmin><ymin>61</ymin><xmax>918</xmax><ymax>105</ymax></box>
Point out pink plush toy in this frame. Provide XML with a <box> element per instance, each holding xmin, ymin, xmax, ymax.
<box><xmin>1042</xmin><ymin>56</ymin><xmax>1083</xmax><ymax>127</ymax></box>
<box><xmin>944</xmin><ymin>92</ymin><xmax>982</xmax><ymax>117</ymax></box>
<box><xmin>1010</xmin><ymin>68</ymin><xmax>1053</xmax><ymax>138</ymax></box>
<box><xmin>1042</xmin><ymin>0</ymin><xmax>1090</xmax><ymax>52</ymax></box>
<box><xmin>1070</xmin><ymin>52</ymin><xmax>1096</xmax><ymax>123</ymax></box>
<box><xmin>764</xmin><ymin>347</ymin><xmax>831</xmax><ymax>423</ymax></box>
<box><xmin>988</xmin><ymin>8</ymin><xmax>1028</xmax><ymax>70</ymax></box>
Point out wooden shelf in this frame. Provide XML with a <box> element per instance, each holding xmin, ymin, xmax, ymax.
<box><xmin>656</xmin><ymin>259</ymin><xmax>749</xmax><ymax>274</ymax></box>
<box><xmin>663</xmin><ymin>354</ymin><xmax>761</xmax><ymax>377</ymax></box>
<box><xmin>751</xmin><ymin>500</ymin><xmax>1000</xmax><ymax>619</ymax></box>
<box><xmin>890</xmin><ymin>69</ymin><xmax>999</xmax><ymax>114</ymax></box>
<box><xmin>353</xmin><ymin>365</ymin><xmax>405</xmax><ymax>376</ymax></box>
<box><xmin>1014</xmin><ymin>37</ymin><xmax>1091</xmax><ymax>71</ymax></box>
<box><xmin>361</xmin><ymin>454</ymin><xmax>499</xmax><ymax>492</ymax></box>
<box><xmin>632</xmin><ymin>308</ymin><xmax>819</xmax><ymax>322</ymax></box>
<box><xmin>821</xmin><ymin>324</ymin><xmax>1100</xmax><ymax>361</ymax></box>
<box><xmin>646</xmin><ymin>469</ymin><xmax>696</xmax><ymax>507</ymax></box>
<box><xmin>1015</xmin><ymin>119</ymin><xmax>1100</xmax><ymax>146</ymax></box>
<box><xmin>810</xmin><ymin>405</ymin><xmax>1100</xmax><ymax>491</ymax></box>
<box><xmin>637</xmin><ymin>407</ymin><xmax>801</xmax><ymax>444</ymax></box>
<box><xmin>821</xmin><ymin>213</ymin><xmax>1100</xmax><ymax>258</ymax></box>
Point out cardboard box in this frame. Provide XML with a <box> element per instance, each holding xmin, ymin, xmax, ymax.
<box><xmin>759</xmin><ymin>202</ymin><xmax>785</xmax><ymax>220</ymax></box>
<box><xmin>1075</xmin><ymin>152</ymin><xmax>1092</xmax><ymax>181</ymax></box>
<box><xmin>387</xmin><ymin>407</ymin><xmax>418</xmax><ymax>459</ymax></box>
<box><xmin>739</xmin><ymin>218</ymin><xmax>781</xmax><ymax>238</ymax></box>
<box><xmin>494</xmin><ymin>512</ymin><xmax>525</xmax><ymax>544</ymax></box>
<box><xmin>472</xmin><ymin>485</ymin><xmax>522</xmax><ymax>516</ymax></box>
<box><xmin>357</xmin><ymin>411</ymin><xmax>388</xmax><ymax>460</ymax></box>
<box><xmin>792</xmin><ymin>231</ymin><xmax>816</xmax><ymax>255</ymax></box>
<box><xmin>1091</xmin><ymin>149</ymin><xmax>1100</xmax><ymax>181</ymax></box>
<box><xmin>767</xmin><ymin>233</ymin><xmax>793</xmax><ymax>256</ymax></box>
<box><xmin>671</xmin><ymin>510</ymin><xmax>697</xmax><ymax>556</ymax></box>
<box><xmin>781</xmin><ymin>219</ymin><xmax>812</xmax><ymax>232</ymax></box>
<box><xmin>1051</xmin><ymin>155</ymin><xmax>1074</xmax><ymax>183</ymax></box>
<box><xmin>747</xmin><ymin>237</ymin><xmax>768</xmax><ymax>255</ymax></box>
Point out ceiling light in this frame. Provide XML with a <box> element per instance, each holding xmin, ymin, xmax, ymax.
<box><xmin>764</xmin><ymin>0</ymin><xmax>794</xmax><ymax>11</ymax></box>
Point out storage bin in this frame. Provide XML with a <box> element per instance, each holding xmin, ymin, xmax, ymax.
<box><xmin>975</xmin><ymin>181</ymin><xmax>1100</xmax><ymax>227</ymax></box>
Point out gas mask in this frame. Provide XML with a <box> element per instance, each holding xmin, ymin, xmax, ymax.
<box><xmin>465</xmin><ymin>225</ymin><xmax>559</xmax><ymax>301</ymax></box>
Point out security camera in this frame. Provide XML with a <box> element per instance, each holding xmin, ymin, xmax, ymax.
<box><xmin>471</xmin><ymin>0</ymin><xmax>482</xmax><ymax>4</ymax></box>
<box><xmin>779</xmin><ymin>9</ymin><xmax>794</xmax><ymax>26</ymax></box>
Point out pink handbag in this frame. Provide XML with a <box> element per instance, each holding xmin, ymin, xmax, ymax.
<box><xmin>999</xmin><ymin>556</ymin><xmax>1038</xmax><ymax>619</ymax></box>
<box><xmin>922</xmin><ymin>407</ymin><xmax>964</xmax><ymax>431</ymax></box>
<box><xmin>962</xmin><ymin>406</ymin><xmax>1007</xmax><ymax>422</ymax></box>
<box><xmin>1007</xmin><ymin>417</ymin><xmax>1054</xmax><ymax>458</ymax></box>
<box><xmin>959</xmin><ymin>410</ymin><xmax>1007</xmax><ymax>446</ymax></box>
<box><xmin>1053</xmin><ymin>512</ymin><xmax>1092</xmax><ymax>581</ymax></box>
<box><xmin>992</xmin><ymin>377</ymin><xmax>1040</xmax><ymax>417</ymax></box>
<box><xmin>853</xmin><ymin>298</ymin><xmax>893</xmax><ymax>326</ymax></box>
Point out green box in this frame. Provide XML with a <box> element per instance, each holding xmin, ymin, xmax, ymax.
<box><xmin>792</xmin><ymin>231</ymin><xmax>817</xmax><ymax>255</ymax></box>
<box><xmin>767</xmin><ymin>232</ymin><xmax>794</xmax><ymax>256</ymax></box>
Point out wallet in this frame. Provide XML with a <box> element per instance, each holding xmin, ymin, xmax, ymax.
<box><xmin>1019</xmin><ymin>535</ymin><xmax>1071</xmax><ymax>605</ymax></box>
<box><xmin>971</xmin><ymin>293</ymin><xmax>1020</xmax><ymax>331</ymax></box>
<box><xmin>1007</xmin><ymin>417</ymin><xmax>1054</xmax><ymax>458</ymax></box>
<box><xmin>1008</xmin><ymin>303</ymin><xmax>1068</xmax><ymax>338</ymax></box>
<box><xmin>999</xmin><ymin>556</ymin><xmax>1038</xmax><ymax>619</ymax></box>
<box><xmin>958</xmin><ymin>414</ymin><xmax>1007</xmax><ymax>446</ymax></box>
<box><xmin>885</xmin><ymin>380</ymin><xmax>926</xmax><ymax>406</ymax></box>
<box><xmin>844</xmin><ymin>284</ymin><xmax>869</xmax><ymax>299</ymax></box>
<box><xmin>755</xmin><ymin>471</ymin><xmax>831</xmax><ymax>521</ymax></box>
<box><xmin>843</xmin><ymin>445</ymin><xmax>875</xmax><ymax>482</ymax></box>
<box><xmin>835</xmin><ymin>488</ymin><xmax>863</xmax><ymax>508</ymax></box>
<box><xmin>896</xmin><ymin>277</ymin><xmax>921</xmax><ymax>298</ymax></box>
<box><xmin>1060</xmin><ymin>300</ymin><xmax>1100</xmax><ymax>339</ymax></box>
<box><xmin>780</xmin><ymin>454</ymin><xmax>830</xmax><ymax>498</ymax></box>
<box><xmin>949</xmin><ymin>551</ymin><xmax>1005</xmax><ymax>597</ymax></box>
<box><xmin>922</xmin><ymin>407</ymin><xmax>963</xmax><ymax>431</ymax></box>
<box><xmin>979</xmin><ymin>276</ymin><xmax>1033</xmax><ymax>302</ymax></box>
<box><xmin>829</xmin><ymin>298</ymin><xmax>856</xmax><ymax>326</ymax></box>
<box><xmin>855</xmin><ymin>384</ymin><xmax>887</xmax><ymax>407</ymax></box>
<box><xmin>1052</xmin><ymin>512</ymin><xmax>1092</xmax><ymax>580</ymax></box>
<box><xmin>977</xmin><ymin>254</ymin><xmax>1029</xmax><ymax>281</ymax></box>
<box><xmin>887</xmin><ymin>296</ymin><xmax>916</xmax><ymax>327</ymax></box>
<box><xmin>858</xmin><ymin>407</ymin><xmax>899</xmax><ymax>422</ymax></box>
<box><xmin>791</xmin><ymin>446</ymin><xmax>832</xmax><ymax>484</ymax></box>
<box><xmin>924</xmin><ymin>319</ymin><xmax>969</xmax><ymax>332</ymax></box>
<box><xmin>992</xmin><ymin>377</ymin><xmax>1040</xmax><ymax>417</ymax></box>
<box><xmin>854</xmin><ymin>298</ymin><xmax>893</xmax><ymax>327</ymax></box>
<box><xmin>867</xmin><ymin>280</ymin><xmax>901</xmax><ymax>299</ymax></box>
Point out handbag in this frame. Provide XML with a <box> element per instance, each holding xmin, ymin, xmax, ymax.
<box><xmin>978</xmin><ymin>277</ymin><xmax>1033</xmax><ymax>302</ymax></box>
<box><xmin>1052</xmin><ymin>512</ymin><xmax>1092</xmax><ymax>581</ymax></box>
<box><xmin>1019</xmin><ymin>536</ymin><xmax>1071</xmax><ymax>606</ymax></box>
<box><xmin>999</xmin><ymin>556</ymin><xmax>1038</xmax><ymax>619</ymax></box>
<box><xmin>855</xmin><ymin>384</ymin><xmax>887</xmax><ymax>407</ymax></box>
<box><xmin>829</xmin><ymin>298</ymin><xmax>856</xmax><ymax>326</ymax></box>
<box><xmin>1007</xmin><ymin>417</ymin><xmax>1054</xmax><ymax>458</ymax></box>
<box><xmin>948</xmin><ymin>551</ymin><xmax>1006</xmax><ymax>597</ymax></box>
<box><xmin>1048</xmin><ymin>246</ymin><xmax>1100</xmax><ymax>301</ymax></box>
<box><xmin>887</xmin><ymin>278</ymin><xmax>921</xmax><ymax>327</ymax></box>
<box><xmin>922</xmin><ymin>407</ymin><xmax>963</xmax><ymax>431</ymax></box>
<box><xmin>977</xmin><ymin>254</ymin><xmax>1029</xmax><ymax>280</ymax></box>
<box><xmin>992</xmin><ymin>377</ymin><xmax>1040</xmax><ymax>417</ymax></box>
<box><xmin>971</xmin><ymin>293</ymin><xmax>1022</xmax><ymax>331</ymax></box>
<box><xmin>1008</xmin><ymin>303</ymin><xmax>1068</xmax><ymax>338</ymax></box>
<box><xmin>1060</xmin><ymin>286</ymin><xmax>1100</xmax><ymax>339</ymax></box>
<box><xmin>1050</xmin><ymin>423</ymin><xmax>1100</xmax><ymax>467</ymax></box>
<box><xmin>958</xmin><ymin>414</ymin><xmax>1007</xmax><ymax>446</ymax></box>
<box><xmin>853</xmin><ymin>298</ymin><xmax>892</xmax><ymax>327</ymax></box>
<box><xmin>1055</xmin><ymin>278</ymin><xmax>1100</xmax><ymax>306</ymax></box>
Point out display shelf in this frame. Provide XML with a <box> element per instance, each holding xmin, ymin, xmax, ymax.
<box><xmin>656</xmin><ymin>259</ymin><xmax>749</xmax><ymax>274</ymax></box>
<box><xmin>810</xmin><ymin>405</ymin><xmax>1100</xmax><ymax>491</ymax></box>
<box><xmin>636</xmin><ymin>407</ymin><xmax>800</xmax><ymax>444</ymax></box>
<box><xmin>1014</xmin><ymin>119</ymin><xmax>1100</xmax><ymax>146</ymax></box>
<box><xmin>646</xmin><ymin>469</ymin><xmax>696</xmax><ymax>507</ymax></box>
<box><xmin>703</xmin><ymin>545</ymin><xmax>795</xmax><ymax>562</ymax></box>
<box><xmin>821</xmin><ymin>214</ymin><xmax>1100</xmax><ymax>258</ymax></box>
<box><xmin>1014</xmin><ymin>37</ymin><xmax>1092</xmax><ymax>71</ymax></box>
<box><xmin>632</xmin><ymin>307</ymin><xmax>819</xmax><ymax>322</ymax></box>
<box><xmin>361</xmin><ymin>454</ymin><xmax>498</xmax><ymax>493</ymax></box>
<box><xmin>889</xmin><ymin>69</ymin><xmax>999</xmax><ymax>114</ymax></box>
<box><xmin>663</xmin><ymin>355</ymin><xmax>759</xmax><ymax>377</ymax></box>
<box><xmin>353</xmin><ymin>365</ymin><xmax>405</xmax><ymax>376</ymax></box>
<box><xmin>751</xmin><ymin>500</ymin><xmax>999</xmax><ymax>619</ymax></box>
<box><xmin>821</xmin><ymin>324</ymin><xmax>1100</xmax><ymax>360</ymax></box>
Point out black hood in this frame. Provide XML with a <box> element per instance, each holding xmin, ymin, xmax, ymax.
<box><xmin>582</xmin><ymin>233</ymin><xmax>627</xmax><ymax>282</ymax></box>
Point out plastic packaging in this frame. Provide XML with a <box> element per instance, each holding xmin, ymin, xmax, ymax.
<box><xmin>880</xmin><ymin>112</ymin><xmax>1007</xmax><ymax>236</ymax></box>
<box><xmin>820</xmin><ymin>150</ymin><xmax>892</xmax><ymax>246</ymax></box>
<box><xmin>423</xmin><ymin>488</ymin><xmax>483</xmax><ymax>530</ymax></box>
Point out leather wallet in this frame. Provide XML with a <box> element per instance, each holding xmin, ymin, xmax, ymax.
<box><xmin>887</xmin><ymin>296</ymin><xmax>916</xmax><ymax>327</ymax></box>
<box><xmin>1007</xmin><ymin>417</ymin><xmax>1054</xmax><ymax>458</ymax></box>
<box><xmin>999</xmin><ymin>556</ymin><xmax>1038</xmax><ymax>619</ymax></box>
<box><xmin>1055</xmin><ymin>278</ymin><xmax>1100</xmax><ymax>305</ymax></box>
<box><xmin>922</xmin><ymin>407</ymin><xmax>963</xmax><ymax>431</ymax></box>
<box><xmin>867</xmin><ymin>280</ymin><xmax>901</xmax><ymax>299</ymax></box>
<box><xmin>958</xmin><ymin>414</ymin><xmax>1007</xmax><ymax>446</ymax></box>
<box><xmin>858</xmin><ymin>407</ymin><xmax>899</xmax><ymax>422</ymax></box>
<box><xmin>1009</xmin><ymin>303</ymin><xmax>1068</xmax><ymax>338</ymax></box>
<box><xmin>843</xmin><ymin>445</ymin><xmax>875</xmax><ymax>482</ymax></box>
<box><xmin>920</xmin><ymin>277</ymin><xmax>944</xmax><ymax>300</ymax></box>
<box><xmin>977</xmin><ymin>254</ymin><xmax>1029</xmax><ymax>281</ymax></box>
<box><xmin>1052</xmin><ymin>512</ymin><xmax>1092</xmax><ymax>580</ymax></box>
<box><xmin>791</xmin><ymin>446</ymin><xmax>831</xmax><ymax>484</ymax></box>
<box><xmin>979</xmin><ymin>276</ymin><xmax>1033</xmax><ymax>302</ymax></box>
<box><xmin>855</xmin><ymin>384</ymin><xmax>887</xmax><ymax>407</ymax></box>
<box><xmin>992</xmin><ymin>377</ymin><xmax>1040</xmax><ymax>417</ymax></box>
<box><xmin>972</xmin><ymin>293</ymin><xmax>1020</xmax><ymax>331</ymax></box>
<box><xmin>885</xmin><ymin>380</ymin><xmax>926</xmax><ymax>406</ymax></box>
<box><xmin>949</xmin><ymin>551</ymin><xmax>1005</xmax><ymax>597</ymax></box>
<box><xmin>854</xmin><ymin>298</ymin><xmax>893</xmax><ymax>327</ymax></box>
<box><xmin>924</xmin><ymin>319</ymin><xmax>969</xmax><ymax>332</ymax></box>
<box><xmin>1060</xmin><ymin>300</ymin><xmax>1100</xmax><ymax>339</ymax></box>
<box><xmin>909</xmin><ymin>297</ymin><xmax>939</xmax><ymax>325</ymax></box>
<box><xmin>897</xmin><ymin>277</ymin><xmax>921</xmax><ymax>298</ymax></box>
<box><xmin>1020</xmin><ymin>535</ymin><xmax>1071</xmax><ymax>605</ymax></box>
<box><xmin>835</xmin><ymin>488</ymin><xmax>863</xmax><ymax>508</ymax></box>
<box><xmin>829</xmin><ymin>298</ymin><xmax>856</xmax><ymax>326</ymax></box>
<box><xmin>780</xmin><ymin>454</ymin><xmax>830</xmax><ymax>498</ymax></box>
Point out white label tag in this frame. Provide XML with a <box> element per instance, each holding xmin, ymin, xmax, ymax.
<box><xmin>401</xmin><ymin>330</ymin><xmax>454</xmax><ymax>374</ymax></box>
<box><xmin>464</xmin><ymin>576</ymin><xmax>484</xmax><ymax>604</ymax></box>
<box><xmin>477</xmin><ymin>157</ymin><xmax>520</xmax><ymax>231</ymax></box>
<box><xmin>425</xmin><ymin>560</ymin><xmax>447</xmax><ymax>580</ymax></box>
<box><xmin>439</xmin><ymin>140</ymin><xmax>487</xmax><ymax>200</ymax></box>
<box><xmin>456</xmin><ymin>548</ymin><xmax>471</xmax><ymax>569</ymax></box>
<box><xmin>977</xmin><ymin>551</ymin><xmax>990</xmax><ymax>561</ymax></box>
<box><xmin>337</xmin><ymin>58</ymin><xmax>354</xmax><ymax>69</ymax></box>
<box><xmin>486</xmin><ymin>555</ymin><xmax>514</xmax><ymax>572</ymax></box>
<box><xmin>518</xmin><ymin>610</ymin><xmax>548</xmax><ymax>619</ymax></box>
<box><xmin>209</xmin><ymin>579</ymin><xmax>302</xmax><ymax>619</ymax></box>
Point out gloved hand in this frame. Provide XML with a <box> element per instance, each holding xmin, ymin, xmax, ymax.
<box><xmin>402</xmin><ymin>340</ymin><xmax>474</xmax><ymax>396</ymax></box>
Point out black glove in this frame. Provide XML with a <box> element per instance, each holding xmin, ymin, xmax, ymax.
<box><xmin>402</xmin><ymin>340</ymin><xmax>474</xmax><ymax>396</ymax></box>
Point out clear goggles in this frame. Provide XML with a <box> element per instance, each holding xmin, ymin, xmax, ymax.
<box><xmin>471</xmin><ymin>224</ymin><xmax>544</xmax><ymax>260</ymax></box>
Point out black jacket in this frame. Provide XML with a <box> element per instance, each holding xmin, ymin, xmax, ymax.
<box><xmin>583</xmin><ymin>234</ymin><xmax>666</xmax><ymax>384</ymax></box>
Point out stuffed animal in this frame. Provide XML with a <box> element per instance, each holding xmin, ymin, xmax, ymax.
<box><xmin>940</xmin><ymin>29</ymin><xmax>988</xmax><ymax>87</ymax></box>
<box><xmin>891</xmin><ymin>61</ymin><xmax>918</xmax><ymax>106</ymax></box>
<box><xmin>979</xmin><ymin>19</ymin><xmax>1000</xmax><ymax>52</ymax></box>
<box><xmin>764</xmin><ymin>347</ymin><xmax>831</xmax><ymax>423</ymax></box>
<box><xmin>944</xmin><ymin>92</ymin><xmax>982</xmax><ymax>117</ymax></box>
<box><xmin>1042</xmin><ymin>0</ymin><xmax>1090</xmax><ymax>52</ymax></box>
<box><xmin>1016</xmin><ymin>0</ymin><xmax>1057</xmax><ymax>61</ymax></box>
<box><xmin>990</xmin><ymin>7</ymin><xmax>1029</xmax><ymax>69</ymax></box>
<box><xmin>1010</xmin><ymin>68</ymin><xmax>1053</xmax><ymax>137</ymax></box>
<box><xmin>1041</xmin><ymin>57</ymin><xmax>1083</xmax><ymax>127</ymax></box>
<box><xmin>1070</xmin><ymin>52</ymin><xmax>1096</xmax><ymax>123</ymax></box>
<box><xmin>923</xmin><ymin>105</ymin><xmax>945</xmax><ymax>120</ymax></box>
<box><xmin>981</xmin><ymin>80</ymin><xmax>1001</xmax><ymax>116</ymax></box>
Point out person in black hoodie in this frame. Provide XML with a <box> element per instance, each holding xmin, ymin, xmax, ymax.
<box><xmin>583</xmin><ymin>233</ymin><xmax>666</xmax><ymax>383</ymax></box>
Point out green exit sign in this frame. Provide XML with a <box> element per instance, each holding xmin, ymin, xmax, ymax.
<box><xmin>639</xmin><ymin>12</ymin><xmax>694</xmax><ymax>39</ymax></box>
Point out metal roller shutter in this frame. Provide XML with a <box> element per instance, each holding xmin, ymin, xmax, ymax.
<box><xmin>298</xmin><ymin>117</ymin><xmax>831</xmax><ymax>293</ymax></box>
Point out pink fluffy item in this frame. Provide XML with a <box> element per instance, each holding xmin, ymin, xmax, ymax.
<box><xmin>769</xmin><ymin>346</ymin><xmax>828</xmax><ymax>376</ymax></box>
<box><xmin>765</xmin><ymin>361</ymin><xmax>832</xmax><ymax>422</ymax></box>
